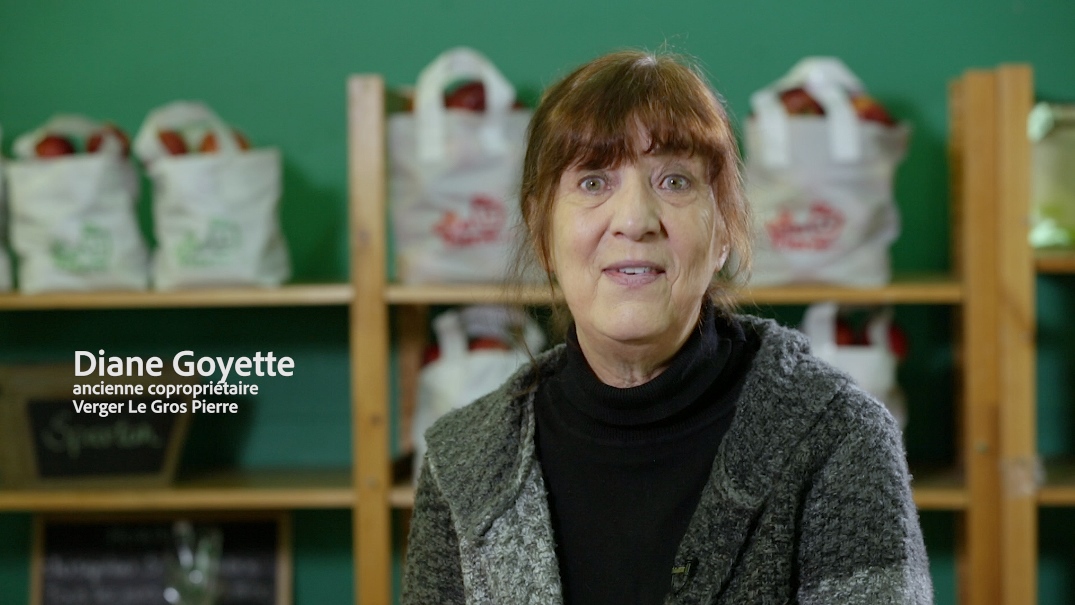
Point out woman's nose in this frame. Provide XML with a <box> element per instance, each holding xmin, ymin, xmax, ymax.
<box><xmin>609</xmin><ymin>174</ymin><xmax>661</xmax><ymax>240</ymax></box>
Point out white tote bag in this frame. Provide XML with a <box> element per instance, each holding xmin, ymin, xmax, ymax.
<box><xmin>1028</xmin><ymin>103</ymin><xmax>1075</xmax><ymax>248</ymax></box>
<box><xmin>388</xmin><ymin>47</ymin><xmax>531</xmax><ymax>284</ymax></box>
<box><xmin>134</xmin><ymin>101</ymin><xmax>290</xmax><ymax>290</ymax></box>
<box><xmin>801</xmin><ymin>302</ymin><xmax>907</xmax><ymax>428</ymax></box>
<box><xmin>411</xmin><ymin>306</ymin><xmax>545</xmax><ymax>482</ymax></box>
<box><xmin>6</xmin><ymin>115</ymin><xmax>148</xmax><ymax>293</ymax></box>
<box><xmin>0</xmin><ymin>125</ymin><xmax>11</xmax><ymax>292</ymax></box>
<box><xmin>746</xmin><ymin>58</ymin><xmax>909</xmax><ymax>287</ymax></box>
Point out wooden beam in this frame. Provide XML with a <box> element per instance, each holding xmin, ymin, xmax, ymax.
<box><xmin>348</xmin><ymin>74</ymin><xmax>391</xmax><ymax>605</ymax></box>
<box><xmin>995</xmin><ymin>63</ymin><xmax>1037</xmax><ymax>605</ymax></box>
<box><xmin>954</xmin><ymin>69</ymin><xmax>1003</xmax><ymax>605</ymax></box>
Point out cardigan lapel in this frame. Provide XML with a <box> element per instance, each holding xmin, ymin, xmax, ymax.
<box><xmin>460</xmin><ymin>461</ymin><xmax>564</xmax><ymax>605</ymax></box>
<box><xmin>426</xmin><ymin>348</ymin><xmax>566</xmax><ymax>604</ymax></box>
<box><xmin>665</xmin><ymin>316</ymin><xmax>846</xmax><ymax>604</ymax></box>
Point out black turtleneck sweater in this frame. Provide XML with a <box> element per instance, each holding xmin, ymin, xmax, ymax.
<box><xmin>534</xmin><ymin>307</ymin><xmax>757</xmax><ymax>605</ymax></box>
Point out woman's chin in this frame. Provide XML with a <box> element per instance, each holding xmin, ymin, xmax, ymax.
<box><xmin>591</xmin><ymin>312</ymin><xmax>671</xmax><ymax>347</ymax></box>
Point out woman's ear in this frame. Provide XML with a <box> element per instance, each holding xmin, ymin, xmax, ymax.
<box><xmin>715</xmin><ymin>244</ymin><xmax>731</xmax><ymax>272</ymax></box>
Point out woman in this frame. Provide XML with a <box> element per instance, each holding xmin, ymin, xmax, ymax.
<box><xmin>403</xmin><ymin>50</ymin><xmax>932</xmax><ymax>605</ymax></box>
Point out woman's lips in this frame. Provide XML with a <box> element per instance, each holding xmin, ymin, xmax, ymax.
<box><xmin>602</xmin><ymin>263</ymin><xmax>665</xmax><ymax>287</ymax></box>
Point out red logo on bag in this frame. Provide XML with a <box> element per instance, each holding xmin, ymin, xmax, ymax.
<box><xmin>433</xmin><ymin>195</ymin><xmax>506</xmax><ymax>247</ymax></box>
<box><xmin>766</xmin><ymin>202</ymin><xmax>845</xmax><ymax>251</ymax></box>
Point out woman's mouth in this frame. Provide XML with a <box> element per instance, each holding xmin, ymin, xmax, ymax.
<box><xmin>603</xmin><ymin>263</ymin><xmax>664</xmax><ymax>286</ymax></box>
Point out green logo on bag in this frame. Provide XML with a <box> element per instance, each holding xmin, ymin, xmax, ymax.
<box><xmin>176</xmin><ymin>219</ymin><xmax>242</xmax><ymax>268</ymax></box>
<box><xmin>51</xmin><ymin>224</ymin><xmax>111</xmax><ymax>273</ymax></box>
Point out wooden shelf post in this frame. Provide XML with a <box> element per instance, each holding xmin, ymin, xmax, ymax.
<box><xmin>995</xmin><ymin>64</ymin><xmax>1037</xmax><ymax>605</ymax></box>
<box><xmin>951</xmin><ymin>69</ymin><xmax>1003</xmax><ymax>605</ymax></box>
<box><xmin>349</xmin><ymin>74</ymin><xmax>392</xmax><ymax>605</ymax></box>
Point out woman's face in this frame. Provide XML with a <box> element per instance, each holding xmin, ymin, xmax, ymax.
<box><xmin>549</xmin><ymin>147</ymin><xmax>727</xmax><ymax>351</ymax></box>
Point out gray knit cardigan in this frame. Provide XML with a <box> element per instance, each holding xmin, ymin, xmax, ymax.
<box><xmin>402</xmin><ymin>315</ymin><xmax>933</xmax><ymax>604</ymax></box>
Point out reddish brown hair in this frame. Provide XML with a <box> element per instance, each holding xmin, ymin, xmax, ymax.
<box><xmin>512</xmin><ymin>49</ymin><xmax>751</xmax><ymax>316</ymax></box>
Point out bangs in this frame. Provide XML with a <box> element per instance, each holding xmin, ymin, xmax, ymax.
<box><xmin>548</xmin><ymin>57</ymin><xmax>731</xmax><ymax>177</ymax></box>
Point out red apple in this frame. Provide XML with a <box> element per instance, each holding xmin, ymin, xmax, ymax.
<box><xmin>445</xmin><ymin>81</ymin><xmax>486</xmax><ymax>111</ymax></box>
<box><xmin>469</xmin><ymin>337</ymin><xmax>511</xmax><ymax>352</ymax></box>
<box><xmin>158</xmin><ymin>130</ymin><xmax>188</xmax><ymax>155</ymax></box>
<box><xmin>835</xmin><ymin>317</ymin><xmax>856</xmax><ymax>346</ymax></box>
<box><xmin>86</xmin><ymin>123</ymin><xmax>131</xmax><ymax>156</ymax></box>
<box><xmin>422</xmin><ymin>344</ymin><xmax>440</xmax><ymax>365</ymax></box>
<box><xmin>199</xmin><ymin>129</ymin><xmax>252</xmax><ymax>153</ymax></box>
<box><xmin>888</xmin><ymin>324</ymin><xmax>909</xmax><ymax>360</ymax></box>
<box><xmin>199</xmin><ymin>132</ymin><xmax>218</xmax><ymax>153</ymax></box>
<box><xmin>233</xmin><ymin>130</ymin><xmax>251</xmax><ymax>150</ymax></box>
<box><xmin>851</xmin><ymin>94</ymin><xmax>896</xmax><ymax>126</ymax></box>
<box><xmin>35</xmin><ymin>134</ymin><xmax>76</xmax><ymax>157</ymax></box>
<box><xmin>779</xmin><ymin>87</ymin><xmax>825</xmax><ymax>116</ymax></box>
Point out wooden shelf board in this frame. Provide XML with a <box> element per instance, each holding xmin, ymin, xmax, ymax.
<box><xmin>741</xmin><ymin>274</ymin><xmax>962</xmax><ymax>306</ymax></box>
<box><xmin>0</xmin><ymin>469</ymin><xmax>353</xmax><ymax>511</ymax></box>
<box><xmin>385</xmin><ymin>283</ymin><xmax>559</xmax><ymax>305</ymax></box>
<box><xmin>0</xmin><ymin>283</ymin><xmax>352</xmax><ymax>310</ymax></box>
<box><xmin>385</xmin><ymin>274</ymin><xmax>963</xmax><ymax>306</ymax></box>
<box><xmin>1036</xmin><ymin>249</ymin><xmax>1075</xmax><ymax>274</ymax></box>
<box><xmin>389</xmin><ymin>483</ymin><xmax>416</xmax><ymax>509</ymax></box>
<box><xmin>390</xmin><ymin>466</ymin><xmax>966</xmax><ymax>511</ymax></box>
<box><xmin>1038</xmin><ymin>460</ymin><xmax>1075</xmax><ymax>506</ymax></box>
<box><xmin>910</xmin><ymin>464</ymin><xmax>968</xmax><ymax>510</ymax></box>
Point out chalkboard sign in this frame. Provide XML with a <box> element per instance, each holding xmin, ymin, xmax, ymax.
<box><xmin>0</xmin><ymin>365</ymin><xmax>191</xmax><ymax>488</ymax></box>
<box><xmin>31</xmin><ymin>513</ymin><xmax>291</xmax><ymax>605</ymax></box>
<box><xmin>27</xmin><ymin>398</ymin><xmax>181</xmax><ymax>478</ymax></box>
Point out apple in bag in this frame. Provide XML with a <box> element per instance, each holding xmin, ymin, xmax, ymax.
<box><xmin>35</xmin><ymin>134</ymin><xmax>76</xmax><ymax>157</ymax></box>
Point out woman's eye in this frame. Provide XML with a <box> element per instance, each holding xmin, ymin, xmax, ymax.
<box><xmin>661</xmin><ymin>174</ymin><xmax>691</xmax><ymax>191</ymax></box>
<box><xmin>579</xmin><ymin>176</ymin><xmax>606</xmax><ymax>193</ymax></box>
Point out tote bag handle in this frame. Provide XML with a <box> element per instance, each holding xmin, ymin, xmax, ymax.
<box><xmin>750</xmin><ymin>57</ymin><xmax>866</xmax><ymax>167</ymax></box>
<box><xmin>414</xmin><ymin>47</ymin><xmax>517</xmax><ymax>163</ymax></box>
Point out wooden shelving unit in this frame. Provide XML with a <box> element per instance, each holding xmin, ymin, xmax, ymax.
<box><xmin>348</xmin><ymin>69</ymin><xmax>1012</xmax><ymax>604</ymax></box>
<box><xmin>0</xmin><ymin>66</ymin><xmax>1022</xmax><ymax>605</ymax></box>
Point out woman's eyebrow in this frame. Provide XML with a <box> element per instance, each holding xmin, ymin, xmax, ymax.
<box><xmin>645</xmin><ymin>154</ymin><xmax>703</xmax><ymax>169</ymax></box>
<box><xmin>642</xmin><ymin>146</ymin><xmax>698</xmax><ymax>160</ymax></box>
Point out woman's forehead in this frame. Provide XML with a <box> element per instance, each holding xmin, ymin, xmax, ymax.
<box><xmin>562</xmin><ymin>114</ymin><xmax>717</xmax><ymax>167</ymax></box>
<box><xmin>564</xmin><ymin>150</ymin><xmax>705</xmax><ymax>172</ymax></box>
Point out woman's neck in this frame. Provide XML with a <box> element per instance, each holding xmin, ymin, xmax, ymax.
<box><xmin>574</xmin><ymin>320</ymin><xmax>696</xmax><ymax>388</ymax></box>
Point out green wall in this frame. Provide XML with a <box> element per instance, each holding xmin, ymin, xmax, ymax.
<box><xmin>1</xmin><ymin>1</ymin><xmax>1074</xmax><ymax>603</ymax></box>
